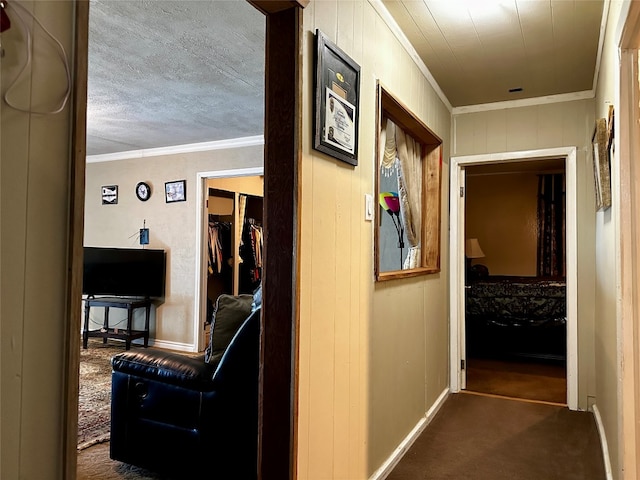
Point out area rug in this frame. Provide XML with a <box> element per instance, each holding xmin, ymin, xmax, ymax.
<box><xmin>77</xmin><ymin>341</ymin><xmax>126</xmax><ymax>450</ymax></box>
<box><xmin>78</xmin><ymin>341</ymin><xmax>201</xmax><ymax>451</ymax></box>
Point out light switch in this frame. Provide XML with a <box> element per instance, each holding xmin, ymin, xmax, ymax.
<box><xmin>365</xmin><ymin>194</ymin><xmax>374</xmax><ymax>221</ymax></box>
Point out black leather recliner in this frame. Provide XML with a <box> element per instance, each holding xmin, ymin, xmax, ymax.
<box><xmin>109</xmin><ymin>307</ymin><xmax>260</xmax><ymax>477</ymax></box>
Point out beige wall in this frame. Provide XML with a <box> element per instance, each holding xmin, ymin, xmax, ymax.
<box><xmin>84</xmin><ymin>147</ymin><xmax>262</xmax><ymax>349</ymax></box>
<box><xmin>594</xmin><ymin>1</ymin><xmax>625</xmax><ymax>477</ymax></box>
<box><xmin>1</xmin><ymin>1</ymin><xmax>75</xmax><ymax>478</ymax></box>
<box><xmin>454</xmin><ymin>98</ymin><xmax>597</xmax><ymax>411</ymax></box>
<box><xmin>466</xmin><ymin>173</ymin><xmax>539</xmax><ymax>276</ymax></box>
<box><xmin>298</xmin><ymin>2</ymin><xmax>451</xmax><ymax>478</ymax></box>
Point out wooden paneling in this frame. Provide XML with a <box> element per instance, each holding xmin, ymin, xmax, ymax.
<box><xmin>1</xmin><ymin>1</ymin><xmax>77</xmax><ymax>478</ymax></box>
<box><xmin>299</xmin><ymin>3</ymin><xmax>451</xmax><ymax>478</ymax></box>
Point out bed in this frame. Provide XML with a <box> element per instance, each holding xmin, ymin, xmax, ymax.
<box><xmin>465</xmin><ymin>276</ymin><xmax>566</xmax><ymax>361</ymax></box>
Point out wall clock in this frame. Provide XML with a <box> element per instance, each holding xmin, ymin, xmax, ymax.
<box><xmin>135</xmin><ymin>182</ymin><xmax>151</xmax><ymax>201</ymax></box>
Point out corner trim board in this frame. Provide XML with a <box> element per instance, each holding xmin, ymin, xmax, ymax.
<box><xmin>592</xmin><ymin>404</ymin><xmax>614</xmax><ymax>480</ymax></box>
<box><xmin>368</xmin><ymin>388</ymin><xmax>450</xmax><ymax>480</ymax></box>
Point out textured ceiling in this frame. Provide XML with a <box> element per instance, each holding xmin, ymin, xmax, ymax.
<box><xmin>87</xmin><ymin>0</ymin><xmax>265</xmax><ymax>156</ymax></box>
<box><xmin>382</xmin><ymin>0</ymin><xmax>604</xmax><ymax>107</ymax></box>
<box><xmin>87</xmin><ymin>0</ymin><xmax>605</xmax><ymax>156</ymax></box>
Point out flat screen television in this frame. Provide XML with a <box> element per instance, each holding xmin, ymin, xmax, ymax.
<box><xmin>83</xmin><ymin>247</ymin><xmax>166</xmax><ymax>298</ymax></box>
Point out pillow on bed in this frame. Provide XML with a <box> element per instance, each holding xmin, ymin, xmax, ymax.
<box><xmin>205</xmin><ymin>294</ymin><xmax>253</xmax><ymax>365</ymax></box>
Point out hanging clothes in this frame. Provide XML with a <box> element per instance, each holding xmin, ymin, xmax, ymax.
<box><xmin>239</xmin><ymin>218</ymin><xmax>263</xmax><ymax>293</ymax></box>
<box><xmin>208</xmin><ymin>221</ymin><xmax>232</xmax><ymax>275</ymax></box>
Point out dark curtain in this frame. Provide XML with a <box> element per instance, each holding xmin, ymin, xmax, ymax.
<box><xmin>537</xmin><ymin>173</ymin><xmax>565</xmax><ymax>277</ymax></box>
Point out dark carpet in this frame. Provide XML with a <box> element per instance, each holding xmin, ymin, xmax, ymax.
<box><xmin>387</xmin><ymin>393</ymin><xmax>605</xmax><ymax>480</ymax></box>
<box><xmin>465</xmin><ymin>357</ymin><xmax>567</xmax><ymax>404</ymax></box>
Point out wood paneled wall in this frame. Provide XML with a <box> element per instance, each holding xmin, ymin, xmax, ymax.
<box><xmin>1</xmin><ymin>1</ymin><xmax>76</xmax><ymax>478</ymax></box>
<box><xmin>298</xmin><ymin>2</ymin><xmax>451</xmax><ymax>478</ymax></box>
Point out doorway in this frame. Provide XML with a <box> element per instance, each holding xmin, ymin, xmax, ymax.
<box><xmin>449</xmin><ymin>147</ymin><xmax>579</xmax><ymax>410</ymax></box>
<box><xmin>463</xmin><ymin>160</ymin><xmax>567</xmax><ymax>405</ymax></box>
<box><xmin>194</xmin><ymin>168</ymin><xmax>264</xmax><ymax>352</ymax></box>
<box><xmin>68</xmin><ymin>2</ymin><xmax>302</xmax><ymax>479</ymax></box>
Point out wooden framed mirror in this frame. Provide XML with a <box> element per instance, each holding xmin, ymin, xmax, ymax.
<box><xmin>375</xmin><ymin>83</ymin><xmax>442</xmax><ymax>281</ymax></box>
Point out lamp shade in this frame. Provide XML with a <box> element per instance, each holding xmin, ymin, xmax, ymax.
<box><xmin>379</xmin><ymin>191</ymin><xmax>401</xmax><ymax>214</ymax></box>
<box><xmin>465</xmin><ymin>238</ymin><xmax>485</xmax><ymax>258</ymax></box>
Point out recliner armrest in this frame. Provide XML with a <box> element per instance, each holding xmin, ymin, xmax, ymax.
<box><xmin>111</xmin><ymin>350</ymin><xmax>214</xmax><ymax>391</ymax></box>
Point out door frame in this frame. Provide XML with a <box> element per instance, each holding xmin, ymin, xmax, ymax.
<box><xmin>66</xmin><ymin>1</ymin><xmax>304</xmax><ymax>478</ymax></box>
<box><xmin>194</xmin><ymin>166</ymin><xmax>264</xmax><ymax>352</ymax></box>
<box><xmin>617</xmin><ymin>1</ymin><xmax>640</xmax><ymax>475</ymax></box>
<box><xmin>449</xmin><ymin>147</ymin><xmax>578</xmax><ymax>410</ymax></box>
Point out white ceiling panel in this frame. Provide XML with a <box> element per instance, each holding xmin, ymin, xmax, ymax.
<box><xmin>383</xmin><ymin>0</ymin><xmax>604</xmax><ymax>107</ymax></box>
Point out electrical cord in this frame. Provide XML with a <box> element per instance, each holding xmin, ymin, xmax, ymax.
<box><xmin>2</xmin><ymin>0</ymin><xmax>71</xmax><ymax>115</ymax></box>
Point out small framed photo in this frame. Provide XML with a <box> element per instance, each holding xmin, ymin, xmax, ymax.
<box><xmin>313</xmin><ymin>29</ymin><xmax>361</xmax><ymax>166</ymax></box>
<box><xmin>165</xmin><ymin>180</ymin><xmax>186</xmax><ymax>203</ymax></box>
<box><xmin>101</xmin><ymin>185</ymin><xmax>118</xmax><ymax>205</ymax></box>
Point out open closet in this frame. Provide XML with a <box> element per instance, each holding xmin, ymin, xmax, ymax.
<box><xmin>206</xmin><ymin>176</ymin><xmax>263</xmax><ymax>324</ymax></box>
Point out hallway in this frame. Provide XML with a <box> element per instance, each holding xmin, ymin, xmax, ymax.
<box><xmin>387</xmin><ymin>393</ymin><xmax>605</xmax><ymax>480</ymax></box>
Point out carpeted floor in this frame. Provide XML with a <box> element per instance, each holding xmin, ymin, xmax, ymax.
<box><xmin>77</xmin><ymin>442</ymin><xmax>171</xmax><ymax>480</ymax></box>
<box><xmin>387</xmin><ymin>393</ymin><xmax>605</xmax><ymax>480</ymax></box>
<box><xmin>465</xmin><ymin>357</ymin><xmax>567</xmax><ymax>404</ymax></box>
<box><xmin>77</xmin><ymin>340</ymin><xmax>201</xmax><ymax>478</ymax></box>
<box><xmin>78</xmin><ymin>341</ymin><xmax>128</xmax><ymax>450</ymax></box>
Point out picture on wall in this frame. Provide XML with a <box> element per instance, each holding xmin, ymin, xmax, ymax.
<box><xmin>165</xmin><ymin>180</ymin><xmax>186</xmax><ymax>203</ymax></box>
<box><xmin>101</xmin><ymin>185</ymin><xmax>118</xmax><ymax>205</ymax></box>
<box><xmin>313</xmin><ymin>29</ymin><xmax>361</xmax><ymax>166</ymax></box>
<box><xmin>592</xmin><ymin>117</ymin><xmax>611</xmax><ymax>211</ymax></box>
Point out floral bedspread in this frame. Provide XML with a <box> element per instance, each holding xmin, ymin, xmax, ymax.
<box><xmin>466</xmin><ymin>276</ymin><xmax>566</xmax><ymax>328</ymax></box>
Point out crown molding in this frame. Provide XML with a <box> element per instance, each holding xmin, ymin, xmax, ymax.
<box><xmin>593</xmin><ymin>0</ymin><xmax>612</xmax><ymax>92</ymax></box>
<box><xmin>451</xmin><ymin>90</ymin><xmax>595</xmax><ymax>115</ymax></box>
<box><xmin>368</xmin><ymin>0</ymin><xmax>452</xmax><ymax>113</ymax></box>
<box><xmin>86</xmin><ymin>135</ymin><xmax>264</xmax><ymax>163</ymax></box>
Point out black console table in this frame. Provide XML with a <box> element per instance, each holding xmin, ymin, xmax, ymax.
<box><xmin>83</xmin><ymin>297</ymin><xmax>151</xmax><ymax>350</ymax></box>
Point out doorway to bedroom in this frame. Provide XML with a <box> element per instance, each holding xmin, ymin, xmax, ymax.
<box><xmin>450</xmin><ymin>147</ymin><xmax>579</xmax><ymax>410</ymax></box>
<box><xmin>463</xmin><ymin>159</ymin><xmax>567</xmax><ymax>405</ymax></box>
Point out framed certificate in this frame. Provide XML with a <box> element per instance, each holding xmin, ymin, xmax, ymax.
<box><xmin>313</xmin><ymin>29</ymin><xmax>361</xmax><ymax>166</ymax></box>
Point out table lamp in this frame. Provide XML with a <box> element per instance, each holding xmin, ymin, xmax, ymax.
<box><xmin>465</xmin><ymin>238</ymin><xmax>486</xmax><ymax>280</ymax></box>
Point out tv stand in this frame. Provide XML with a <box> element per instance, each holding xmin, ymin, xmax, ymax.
<box><xmin>82</xmin><ymin>296</ymin><xmax>151</xmax><ymax>350</ymax></box>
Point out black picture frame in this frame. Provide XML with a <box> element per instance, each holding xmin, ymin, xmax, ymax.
<box><xmin>313</xmin><ymin>29</ymin><xmax>361</xmax><ymax>166</ymax></box>
<box><xmin>101</xmin><ymin>185</ymin><xmax>118</xmax><ymax>205</ymax></box>
<box><xmin>165</xmin><ymin>179</ymin><xmax>186</xmax><ymax>203</ymax></box>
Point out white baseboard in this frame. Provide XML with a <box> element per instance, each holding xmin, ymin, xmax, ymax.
<box><xmin>592</xmin><ymin>404</ymin><xmax>613</xmax><ymax>480</ymax></box>
<box><xmin>369</xmin><ymin>388</ymin><xmax>450</xmax><ymax>480</ymax></box>
<box><xmin>144</xmin><ymin>338</ymin><xmax>196</xmax><ymax>352</ymax></box>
